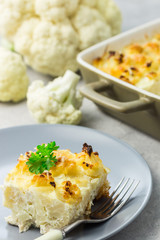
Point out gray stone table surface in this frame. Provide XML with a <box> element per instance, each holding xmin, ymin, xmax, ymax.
<box><xmin>0</xmin><ymin>0</ymin><xmax>160</xmax><ymax>240</ymax></box>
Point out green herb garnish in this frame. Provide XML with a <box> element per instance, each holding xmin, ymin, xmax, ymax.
<box><xmin>26</xmin><ymin>141</ymin><xmax>59</xmax><ymax>174</ymax></box>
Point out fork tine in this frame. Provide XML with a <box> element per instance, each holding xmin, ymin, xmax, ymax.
<box><xmin>94</xmin><ymin>178</ymin><xmax>129</xmax><ymax>215</ymax></box>
<box><xmin>92</xmin><ymin>178</ymin><xmax>130</xmax><ymax>218</ymax></box>
<box><xmin>91</xmin><ymin>177</ymin><xmax>125</xmax><ymax>216</ymax></box>
<box><xmin>107</xmin><ymin>180</ymin><xmax>140</xmax><ymax>218</ymax></box>
<box><xmin>96</xmin><ymin>180</ymin><xmax>140</xmax><ymax>219</ymax></box>
<box><xmin>109</xmin><ymin>178</ymin><xmax>130</xmax><ymax>204</ymax></box>
<box><xmin>101</xmin><ymin>179</ymin><xmax>135</xmax><ymax>215</ymax></box>
<box><xmin>110</xmin><ymin>177</ymin><xmax>125</xmax><ymax>198</ymax></box>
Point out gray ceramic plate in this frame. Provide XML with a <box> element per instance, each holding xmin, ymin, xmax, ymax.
<box><xmin>0</xmin><ymin>124</ymin><xmax>152</xmax><ymax>240</ymax></box>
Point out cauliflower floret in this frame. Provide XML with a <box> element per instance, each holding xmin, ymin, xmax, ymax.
<box><xmin>81</xmin><ymin>0</ymin><xmax>97</xmax><ymax>7</ymax></box>
<box><xmin>27</xmin><ymin>70</ymin><xmax>83</xmax><ymax>124</ymax></box>
<box><xmin>71</xmin><ymin>5</ymin><xmax>112</xmax><ymax>50</ymax></box>
<box><xmin>0</xmin><ymin>47</ymin><xmax>29</xmax><ymax>102</ymax></box>
<box><xmin>0</xmin><ymin>0</ymin><xmax>35</xmax><ymax>40</ymax></box>
<box><xmin>0</xmin><ymin>0</ymin><xmax>121</xmax><ymax>76</ymax></box>
<box><xmin>35</xmin><ymin>0</ymin><xmax>80</xmax><ymax>22</ymax></box>
<box><xmin>14</xmin><ymin>18</ymin><xmax>79</xmax><ymax>76</ymax></box>
<box><xmin>97</xmin><ymin>0</ymin><xmax>122</xmax><ymax>35</ymax></box>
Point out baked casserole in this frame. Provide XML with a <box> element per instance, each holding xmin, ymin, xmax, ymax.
<box><xmin>93</xmin><ymin>34</ymin><xmax>160</xmax><ymax>95</ymax></box>
<box><xmin>2</xmin><ymin>142</ymin><xmax>110</xmax><ymax>234</ymax></box>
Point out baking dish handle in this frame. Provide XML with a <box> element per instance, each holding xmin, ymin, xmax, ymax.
<box><xmin>80</xmin><ymin>80</ymin><xmax>153</xmax><ymax>113</ymax></box>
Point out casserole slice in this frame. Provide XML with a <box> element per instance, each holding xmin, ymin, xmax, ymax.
<box><xmin>2</xmin><ymin>143</ymin><xmax>110</xmax><ymax>234</ymax></box>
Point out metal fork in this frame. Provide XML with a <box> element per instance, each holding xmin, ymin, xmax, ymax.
<box><xmin>35</xmin><ymin>178</ymin><xmax>140</xmax><ymax>240</ymax></box>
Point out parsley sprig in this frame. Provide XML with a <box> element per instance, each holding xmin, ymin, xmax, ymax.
<box><xmin>26</xmin><ymin>141</ymin><xmax>59</xmax><ymax>174</ymax></box>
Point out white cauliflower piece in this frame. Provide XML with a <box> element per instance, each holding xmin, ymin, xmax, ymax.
<box><xmin>0</xmin><ymin>47</ymin><xmax>29</xmax><ymax>102</ymax></box>
<box><xmin>27</xmin><ymin>70</ymin><xmax>83</xmax><ymax>124</ymax></box>
<box><xmin>97</xmin><ymin>0</ymin><xmax>122</xmax><ymax>35</ymax></box>
<box><xmin>0</xmin><ymin>0</ymin><xmax>35</xmax><ymax>40</ymax></box>
<box><xmin>35</xmin><ymin>0</ymin><xmax>80</xmax><ymax>22</ymax></box>
<box><xmin>0</xmin><ymin>0</ymin><xmax>122</xmax><ymax>76</ymax></box>
<box><xmin>71</xmin><ymin>5</ymin><xmax>112</xmax><ymax>50</ymax></box>
<box><xmin>14</xmin><ymin>19</ymin><xmax>79</xmax><ymax>77</ymax></box>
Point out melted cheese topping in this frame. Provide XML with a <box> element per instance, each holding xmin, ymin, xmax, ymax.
<box><xmin>93</xmin><ymin>34</ymin><xmax>160</xmax><ymax>95</ymax></box>
<box><xmin>3</xmin><ymin>144</ymin><xmax>110</xmax><ymax>234</ymax></box>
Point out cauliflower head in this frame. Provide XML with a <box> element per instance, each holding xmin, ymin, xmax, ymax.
<box><xmin>0</xmin><ymin>47</ymin><xmax>29</xmax><ymax>102</ymax></box>
<box><xmin>0</xmin><ymin>0</ymin><xmax>122</xmax><ymax>76</ymax></box>
<box><xmin>27</xmin><ymin>70</ymin><xmax>83</xmax><ymax>124</ymax></box>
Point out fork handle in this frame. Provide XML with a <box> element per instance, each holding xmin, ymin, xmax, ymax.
<box><xmin>34</xmin><ymin>220</ymin><xmax>83</xmax><ymax>240</ymax></box>
<box><xmin>34</xmin><ymin>229</ymin><xmax>64</xmax><ymax>240</ymax></box>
